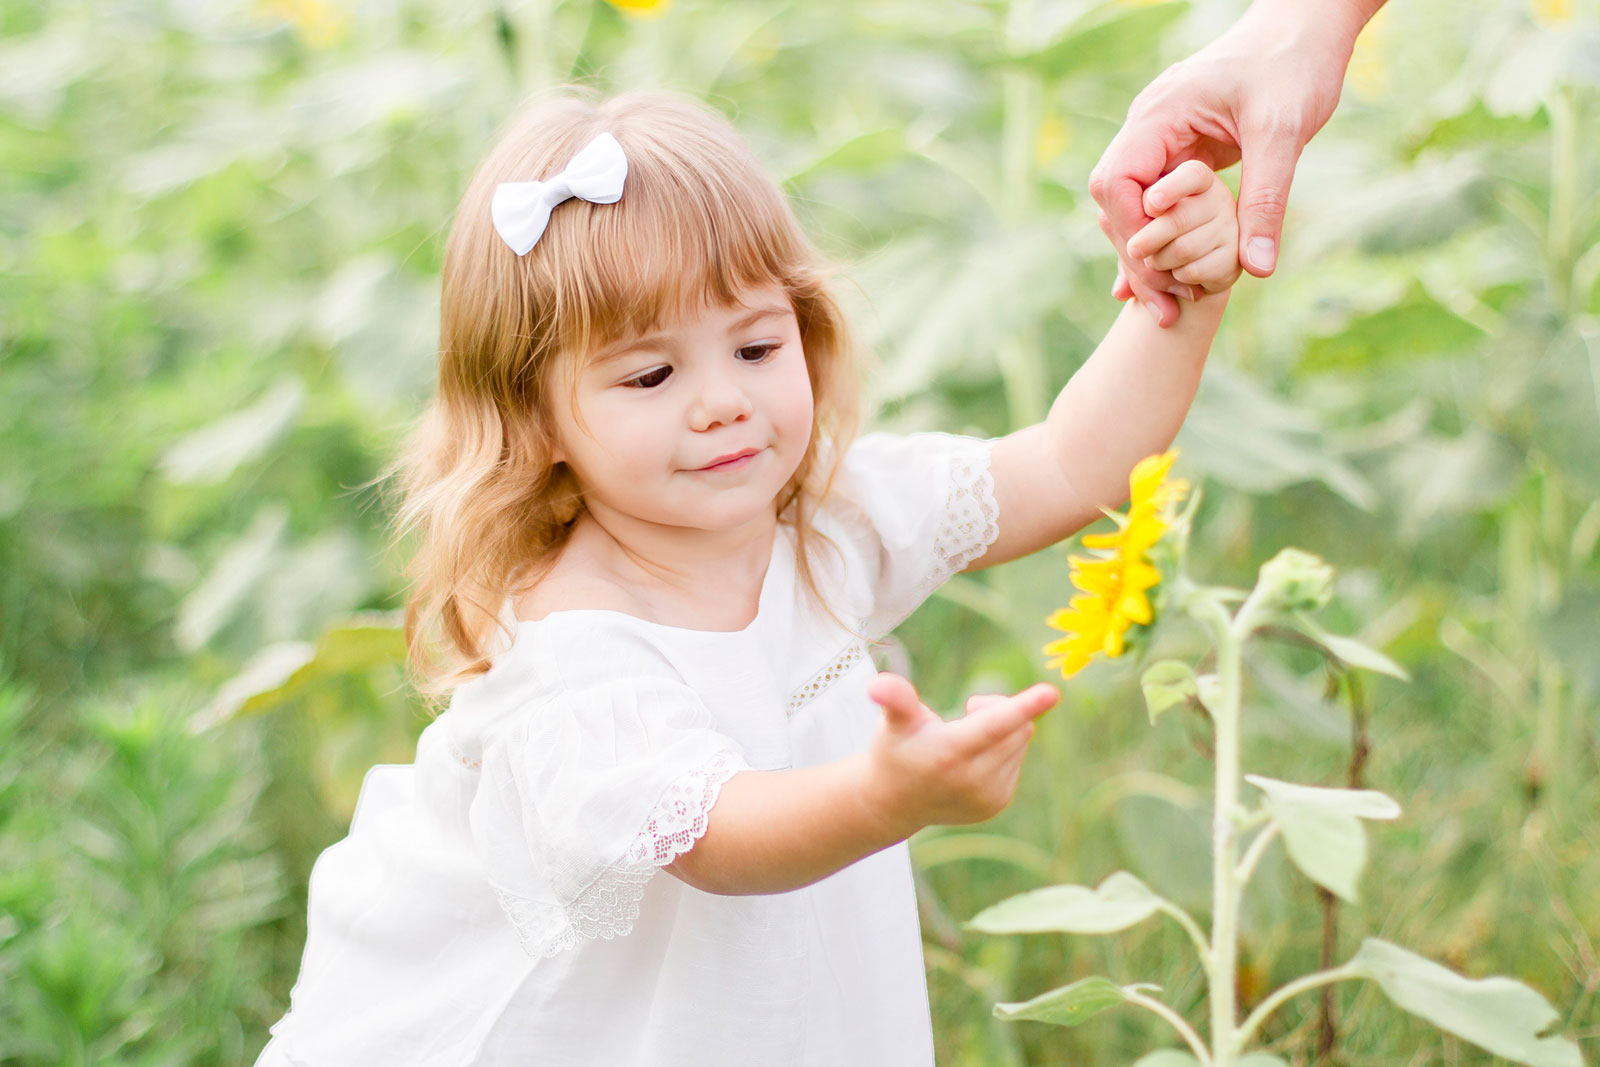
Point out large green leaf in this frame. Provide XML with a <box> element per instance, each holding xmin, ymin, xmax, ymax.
<box><xmin>967</xmin><ymin>871</ymin><xmax>1163</xmax><ymax>936</ymax></box>
<box><xmin>195</xmin><ymin>614</ymin><xmax>406</xmax><ymax>729</ymax></box>
<box><xmin>1177</xmin><ymin>366</ymin><xmax>1376</xmax><ymax>508</ymax></box>
<box><xmin>157</xmin><ymin>377</ymin><xmax>304</xmax><ymax>485</ymax></box>
<box><xmin>1245</xmin><ymin>775</ymin><xmax>1400</xmax><ymax>902</ymax></box>
<box><xmin>909</xmin><ymin>831</ymin><xmax>1056</xmax><ymax>880</ymax></box>
<box><xmin>1386</xmin><ymin>426</ymin><xmax>1523</xmax><ymax>537</ymax></box>
<box><xmin>1350</xmin><ymin>939</ymin><xmax>1582</xmax><ymax>1066</ymax></box>
<box><xmin>173</xmin><ymin>504</ymin><xmax>290</xmax><ymax>653</ymax></box>
<box><xmin>1010</xmin><ymin>2</ymin><xmax>1188</xmax><ymax>82</ymax></box>
<box><xmin>993</xmin><ymin>976</ymin><xmax>1154</xmax><ymax>1026</ymax></box>
<box><xmin>1301</xmin><ymin>285</ymin><xmax>1487</xmax><ymax>373</ymax></box>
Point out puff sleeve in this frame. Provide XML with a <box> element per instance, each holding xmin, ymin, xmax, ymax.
<box><xmin>468</xmin><ymin>675</ymin><xmax>749</xmax><ymax>959</ymax></box>
<box><xmin>828</xmin><ymin>431</ymin><xmax>1000</xmax><ymax>641</ymax></box>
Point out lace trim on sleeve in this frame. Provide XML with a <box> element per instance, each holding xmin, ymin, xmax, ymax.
<box><xmin>921</xmin><ymin>437</ymin><xmax>1000</xmax><ymax>600</ymax></box>
<box><xmin>492</xmin><ymin>748</ymin><xmax>746</xmax><ymax>959</ymax></box>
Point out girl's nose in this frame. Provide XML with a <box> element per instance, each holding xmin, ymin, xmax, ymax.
<box><xmin>688</xmin><ymin>370</ymin><xmax>754</xmax><ymax>431</ymax></box>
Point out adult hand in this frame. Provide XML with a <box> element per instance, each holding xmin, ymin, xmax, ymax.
<box><xmin>1090</xmin><ymin>0</ymin><xmax>1376</xmax><ymax>326</ymax></box>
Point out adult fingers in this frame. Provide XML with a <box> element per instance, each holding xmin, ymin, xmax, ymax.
<box><xmin>1089</xmin><ymin>140</ymin><xmax>1160</xmax><ymax>246</ymax></box>
<box><xmin>1112</xmin><ymin>269</ymin><xmax>1132</xmax><ymax>302</ymax></box>
<box><xmin>1142</xmin><ymin>159</ymin><xmax>1212</xmax><ymax>216</ymax></box>
<box><xmin>953</xmin><ymin>683</ymin><xmax>1059</xmax><ymax>750</ymax></box>
<box><xmin>867</xmin><ymin>672</ymin><xmax>927</xmax><ymax>734</ymax></box>
<box><xmin>1101</xmin><ymin>214</ymin><xmax>1147</xmax><ymax>304</ymax></box>
<box><xmin>1235</xmin><ymin>115</ymin><xmax>1305</xmax><ymax>278</ymax></box>
<box><xmin>1092</xmin><ymin>137</ymin><xmax>1189</xmax><ymax>317</ymax></box>
<box><xmin>1124</xmin><ymin>269</ymin><xmax>1180</xmax><ymax>326</ymax></box>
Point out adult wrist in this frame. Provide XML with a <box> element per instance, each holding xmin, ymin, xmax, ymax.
<box><xmin>1235</xmin><ymin>0</ymin><xmax>1374</xmax><ymax>62</ymax></box>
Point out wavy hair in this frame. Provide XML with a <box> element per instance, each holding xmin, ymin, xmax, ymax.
<box><xmin>386</xmin><ymin>90</ymin><xmax>862</xmax><ymax>694</ymax></box>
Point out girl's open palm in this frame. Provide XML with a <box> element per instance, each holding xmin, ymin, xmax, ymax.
<box><xmin>863</xmin><ymin>673</ymin><xmax>1058</xmax><ymax>834</ymax></box>
<box><xmin>1119</xmin><ymin>159</ymin><xmax>1242</xmax><ymax>297</ymax></box>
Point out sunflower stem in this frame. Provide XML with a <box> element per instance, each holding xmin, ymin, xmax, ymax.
<box><xmin>1193</xmin><ymin>594</ymin><xmax>1245</xmax><ymax>1063</ymax></box>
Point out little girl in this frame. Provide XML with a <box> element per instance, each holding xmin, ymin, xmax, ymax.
<box><xmin>258</xmin><ymin>90</ymin><xmax>1241</xmax><ymax>1066</ymax></box>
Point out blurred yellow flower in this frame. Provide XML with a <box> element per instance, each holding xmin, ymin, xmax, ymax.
<box><xmin>606</xmin><ymin>0</ymin><xmax>672</xmax><ymax>17</ymax></box>
<box><xmin>1034</xmin><ymin>114</ymin><xmax>1069</xmax><ymax>167</ymax></box>
<box><xmin>1043</xmin><ymin>452</ymin><xmax>1187</xmax><ymax>679</ymax></box>
<box><xmin>258</xmin><ymin>0</ymin><xmax>349</xmax><ymax>48</ymax></box>
<box><xmin>1345</xmin><ymin>3</ymin><xmax>1392</xmax><ymax>100</ymax></box>
<box><xmin>1531</xmin><ymin>0</ymin><xmax>1571</xmax><ymax>23</ymax></box>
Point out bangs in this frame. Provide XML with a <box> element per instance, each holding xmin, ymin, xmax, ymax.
<box><xmin>515</xmin><ymin>98</ymin><xmax>811</xmax><ymax>367</ymax></box>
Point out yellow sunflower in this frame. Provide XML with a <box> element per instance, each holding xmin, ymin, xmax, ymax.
<box><xmin>605</xmin><ymin>0</ymin><xmax>672</xmax><ymax>16</ymax></box>
<box><xmin>1043</xmin><ymin>451</ymin><xmax>1187</xmax><ymax>679</ymax></box>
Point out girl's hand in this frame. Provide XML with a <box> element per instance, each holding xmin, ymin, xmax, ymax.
<box><xmin>1119</xmin><ymin>159</ymin><xmax>1242</xmax><ymax>299</ymax></box>
<box><xmin>861</xmin><ymin>672</ymin><xmax>1058</xmax><ymax>837</ymax></box>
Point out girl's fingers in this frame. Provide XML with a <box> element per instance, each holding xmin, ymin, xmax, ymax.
<box><xmin>1125</xmin><ymin>213</ymin><xmax>1180</xmax><ymax>261</ymax></box>
<box><xmin>954</xmin><ymin>683</ymin><xmax>1058</xmax><ymax>750</ymax></box>
<box><xmin>1171</xmin><ymin>244</ymin><xmax>1242</xmax><ymax>289</ymax></box>
<box><xmin>963</xmin><ymin>693</ymin><xmax>1004</xmax><ymax>717</ymax></box>
<box><xmin>1142</xmin><ymin>226</ymin><xmax>1224</xmax><ymax>272</ymax></box>
<box><xmin>867</xmin><ymin>672</ymin><xmax>927</xmax><ymax>732</ymax></box>
<box><xmin>1142</xmin><ymin>159</ymin><xmax>1213</xmax><ymax>215</ymax></box>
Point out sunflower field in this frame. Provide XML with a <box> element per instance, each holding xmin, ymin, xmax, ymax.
<box><xmin>2</xmin><ymin>0</ymin><xmax>1597</xmax><ymax>1063</ymax></box>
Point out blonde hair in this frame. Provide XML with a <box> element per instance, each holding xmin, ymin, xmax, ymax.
<box><xmin>387</xmin><ymin>90</ymin><xmax>862</xmax><ymax>694</ymax></box>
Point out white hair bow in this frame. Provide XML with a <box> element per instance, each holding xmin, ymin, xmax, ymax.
<box><xmin>490</xmin><ymin>132</ymin><xmax>629</xmax><ymax>256</ymax></box>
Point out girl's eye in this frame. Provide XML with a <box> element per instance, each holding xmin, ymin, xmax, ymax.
<box><xmin>623</xmin><ymin>365</ymin><xmax>672</xmax><ymax>389</ymax></box>
<box><xmin>737</xmin><ymin>343</ymin><xmax>780</xmax><ymax>363</ymax></box>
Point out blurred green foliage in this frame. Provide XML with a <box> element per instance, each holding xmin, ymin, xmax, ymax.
<box><xmin>1</xmin><ymin>0</ymin><xmax>1596</xmax><ymax>1063</ymax></box>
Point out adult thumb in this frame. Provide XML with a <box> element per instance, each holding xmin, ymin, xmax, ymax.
<box><xmin>1236</xmin><ymin>130</ymin><xmax>1302</xmax><ymax>279</ymax></box>
<box><xmin>867</xmin><ymin>672</ymin><xmax>924</xmax><ymax>733</ymax></box>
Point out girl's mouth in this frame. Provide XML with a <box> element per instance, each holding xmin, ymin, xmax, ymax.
<box><xmin>696</xmin><ymin>448</ymin><xmax>761</xmax><ymax>472</ymax></box>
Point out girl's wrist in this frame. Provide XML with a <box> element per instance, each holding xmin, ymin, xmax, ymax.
<box><xmin>847</xmin><ymin>752</ymin><xmax>925</xmax><ymax>847</ymax></box>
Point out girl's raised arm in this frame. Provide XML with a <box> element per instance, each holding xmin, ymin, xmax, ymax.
<box><xmin>969</xmin><ymin>168</ymin><xmax>1240</xmax><ymax>571</ymax></box>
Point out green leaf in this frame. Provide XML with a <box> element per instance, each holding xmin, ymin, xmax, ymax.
<box><xmin>909</xmin><ymin>832</ymin><xmax>1056</xmax><ymax>880</ymax></box>
<box><xmin>1129</xmin><ymin>1053</ymin><xmax>1280</xmax><ymax>1067</ymax></box>
<box><xmin>1349</xmin><ymin>939</ymin><xmax>1582</xmax><ymax>1066</ymax></box>
<box><xmin>1177</xmin><ymin>365</ymin><xmax>1376</xmax><ymax>509</ymax></box>
<box><xmin>158</xmin><ymin>377</ymin><xmax>305</xmax><ymax>485</ymax></box>
<box><xmin>174</xmin><ymin>504</ymin><xmax>290</xmax><ymax>653</ymax></box>
<box><xmin>1140</xmin><ymin>660</ymin><xmax>1199</xmax><ymax>723</ymax></box>
<box><xmin>1011</xmin><ymin>2</ymin><xmax>1189</xmax><ymax>82</ymax></box>
<box><xmin>993</xmin><ymin>976</ymin><xmax>1152</xmax><ymax>1026</ymax></box>
<box><xmin>1287</xmin><ymin>615</ymin><xmax>1410</xmax><ymax>680</ymax></box>
<box><xmin>1387</xmin><ymin>427</ymin><xmax>1523</xmax><ymax>536</ymax></box>
<box><xmin>190</xmin><ymin>640</ymin><xmax>315</xmax><ymax>732</ymax></box>
<box><xmin>1246</xmin><ymin>775</ymin><xmax>1401</xmax><ymax>902</ymax></box>
<box><xmin>195</xmin><ymin>614</ymin><xmax>406</xmax><ymax>729</ymax></box>
<box><xmin>1131</xmin><ymin>1053</ymin><xmax>1200</xmax><ymax>1067</ymax></box>
<box><xmin>968</xmin><ymin>871</ymin><xmax>1163</xmax><ymax>936</ymax></box>
<box><xmin>1301</xmin><ymin>284</ymin><xmax>1487</xmax><ymax>372</ymax></box>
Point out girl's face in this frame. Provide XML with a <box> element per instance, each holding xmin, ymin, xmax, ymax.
<box><xmin>551</xmin><ymin>282</ymin><xmax>816</xmax><ymax>536</ymax></box>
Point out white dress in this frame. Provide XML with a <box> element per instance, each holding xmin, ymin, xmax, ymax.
<box><xmin>257</xmin><ymin>431</ymin><xmax>999</xmax><ymax>1067</ymax></box>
